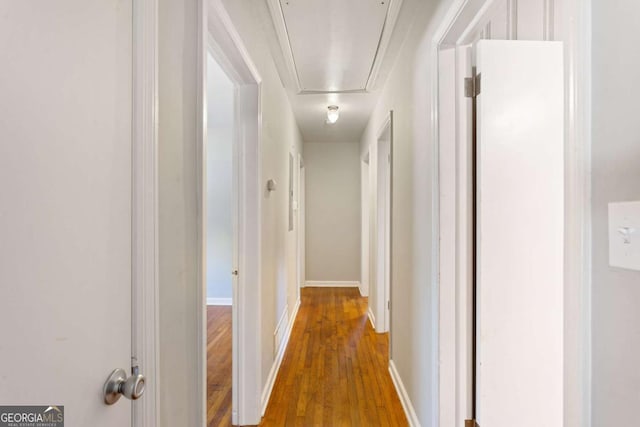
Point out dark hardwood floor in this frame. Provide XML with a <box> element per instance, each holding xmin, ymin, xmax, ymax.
<box><xmin>207</xmin><ymin>288</ymin><xmax>407</xmax><ymax>426</ymax></box>
<box><xmin>207</xmin><ymin>305</ymin><xmax>232</xmax><ymax>427</ymax></box>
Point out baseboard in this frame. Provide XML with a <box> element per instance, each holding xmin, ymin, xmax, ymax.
<box><xmin>261</xmin><ymin>298</ymin><xmax>301</xmax><ymax>415</ymax></box>
<box><xmin>206</xmin><ymin>297</ymin><xmax>232</xmax><ymax>306</ymax></box>
<box><xmin>389</xmin><ymin>360</ymin><xmax>420</xmax><ymax>426</ymax></box>
<box><xmin>304</xmin><ymin>281</ymin><xmax>360</xmax><ymax>288</ymax></box>
<box><xmin>358</xmin><ymin>283</ymin><xmax>369</xmax><ymax>297</ymax></box>
<box><xmin>368</xmin><ymin>307</ymin><xmax>376</xmax><ymax>329</ymax></box>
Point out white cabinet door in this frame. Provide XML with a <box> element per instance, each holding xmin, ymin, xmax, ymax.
<box><xmin>0</xmin><ymin>2</ymin><xmax>133</xmax><ymax>425</ymax></box>
<box><xmin>475</xmin><ymin>40</ymin><xmax>564</xmax><ymax>427</ymax></box>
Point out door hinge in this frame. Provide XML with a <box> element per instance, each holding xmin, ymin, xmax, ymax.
<box><xmin>387</xmin><ymin>300</ymin><xmax>390</xmax><ymax>310</ymax></box>
<box><xmin>465</xmin><ymin>419</ymin><xmax>479</xmax><ymax>427</ymax></box>
<box><xmin>465</xmin><ymin>73</ymin><xmax>481</xmax><ymax>98</ymax></box>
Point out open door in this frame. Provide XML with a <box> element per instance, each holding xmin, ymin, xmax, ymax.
<box><xmin>0</xmin><ymin>2</ymin><xmax>139</xmax><ymax>426</ymax></box>
<box><xmin>469</xmin><ymin>40</ymin><xmax>564</xmax><ymax>427</ymax></box>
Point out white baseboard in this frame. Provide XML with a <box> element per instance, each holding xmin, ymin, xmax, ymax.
<box><xmin>304</xmin><ymin>281</ymin><xmax>360</xmax><ymax>288</ymax></box>
<box><xmin>358</xmin><ymin>283</ymin><xmax>369</xmax><ymax>297</ymax></box>
<box><xmin>261</xmin><ymin>298</ymin><xmax>301</xmax><ymax>415</ymax></box>
<box><xmin>206</xmin><ymin>297</ymin><xmax>232</xmax><ymax>306</ymax></box>
<box><xmin>368</xmin><ymin>307</ymin><xmax>376</xmax><ymax>329</ymax></box>
<box><xmin>389</xmin><ymin>360</ymin><xmax>420</xmax><ymax>427</ymax></box>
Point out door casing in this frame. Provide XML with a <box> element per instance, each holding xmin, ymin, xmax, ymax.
<box><xmin>433</xmin><ymin>0</ymin><xmax>592</xmax><ymax>425</ymax></box>
<box><xmin>374</xmin><ymin>113</ymin><xmax>393</xmax><ymax>335</ymax></box>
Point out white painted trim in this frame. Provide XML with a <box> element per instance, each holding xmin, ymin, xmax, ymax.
<box><xmin>132</xmin><ymin>0</ymin><xmax>159</xmax><ymax>426</ymax></box>
<box><xmin>196</xmin><ymin>0</ymin><xmax>208</xmax><ymax>425</ymax></box>
<box><xmin>559</xmin><ymin>1</ymin><xmax>592</xmax><ymax>426</ymax></box>
<box><xmin>358</xmin><ymin>283</ymin><xmax>368</xmax><ymax>297</ymax></box>
<box><xmin>201</xmin><ymin>1</ymin><xmax>263</xmax><ymax>426</ymax></box>
<box><xmin>304</xmin><ymin>281</ymin><xmax>360</xmax><ymax>288</ymax></box>
<box><xmin>206</xmin><ymin>1</ymin><xmax>262</xmax><ymax>85</ymax></box>
<box><xmin>389</xmin><ymin>360</ymin><xmax>421</xmax><ymax>427</ymax></box>
<box><xmin>368</xmin><ymin>307</ymin><xmax>376</xmax><ymax>330</ymax></box>
<box><xmin>264</xmin><ymin>0</ymin><xmax>302</xmax><ymax>93</ymax></box>
<box><xmin>366</xmin><ymin>0</ymin><xmax>404</xmax><ymax>91</ymax></box>
<box><xmin>206</xmin><ymin>297</ymin><xmax>232</xmax><ymax>306</ymax></box>
<box><xmin>261</xmin><ymin>299</ymin><xmax>301</xmax><ymax>415</ymax></box>
<box><xmin>374</xmin><ymin>112</ymin><xmax>392</xmax><ymax>335</ymax></box>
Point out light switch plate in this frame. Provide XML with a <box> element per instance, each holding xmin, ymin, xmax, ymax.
<box><xmin>609</xmin><ymin>201</ymin><xmax>640</xmax><ymax>271</ymax></box>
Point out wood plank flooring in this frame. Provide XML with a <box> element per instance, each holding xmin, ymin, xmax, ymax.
<box><xmin>207</xmin><ymin>288</ymin><xmax>407</xmax><ymax>426</ymax></box>
<box><xmin>207</xmin><ymin>305</ymin><xmax>233</xmax><ymax>427</ymax></box>
<box><xmin>260</xmin><ymin>287</ymin><xmax>407</xmax><ymax>426</ymax></box>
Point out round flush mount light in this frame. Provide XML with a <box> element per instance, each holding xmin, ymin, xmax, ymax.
<box><xmin>326</xmin><ymin>105</ymin><xmax>339</xmax><ymax>124</ymax></box>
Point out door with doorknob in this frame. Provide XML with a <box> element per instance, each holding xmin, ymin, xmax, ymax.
<box><xmin>0</xmin><ymin>1</ymin><xmax>138</xmax><ymax>425</ymax></box>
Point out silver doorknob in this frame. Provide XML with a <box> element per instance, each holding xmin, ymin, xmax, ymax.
<box><xmin>103</xmin><ymin>368</ymin><xmax>146</xmax><ymax>405</ymax></box>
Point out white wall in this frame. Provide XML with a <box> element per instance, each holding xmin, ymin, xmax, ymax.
<box><xmin>591</xmin><ymin>1</ymin><xmax>640</xmax><ymax>424</ymax></box>
<box><xmin>304</xmin><ymin>142</ymin><xmax>361</xmax><ymax>283</ymax></box>
<box><xmin>158</xmin><ymin>0</ymin><xmax>303</xmax><ymax>425</ymax></box>
<box><xmin>158</xmin><ymin>0</ymin><xmax>200</xmax><ymax>425</ymax></box>
<box><xmin>206</xmin><ymin>53</ymin><xmax>234</xmax><ymax>301</ymax></box>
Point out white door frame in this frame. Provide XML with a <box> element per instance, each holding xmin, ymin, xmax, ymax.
<box><xmin>197</xmin><ymin>0</ymin><xmax>263</xmax><ymax>425</ymax></box>
<box><xmin>375</xmin><ymin>113</ymin><xmax>392</xmax><ymax>334</ymax></box>
<box><xmin>132</xmin><ymin>0</ymin><xmax>159</xmax><ymax>425</ymax></box>
<box><xmin>297</xmin><ymin>154</ymin><xmax>305</xmax><ymax>296</ymax></box>
<box><xmin>360</xmin><ymin>154</ymin><xmax>370</xmax><ymax>298</ymax></box>
<box><xmin>433</xmin><ymin>0</ymin><xmax>592</xmax><ymax>425</ymax></box>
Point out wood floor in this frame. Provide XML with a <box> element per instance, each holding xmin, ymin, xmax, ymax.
<box><xmin>207</xmin><ymin>305</ymin><xmax>233</xmax><ymax>427</ymax></box>
<box><xmin>260</xmin><ymin>287</ymin><xmax>407</xmax><ymax>426</ymax></box>
<box><xmin>207</xmin><ymin>288</ymin><xmax>407</xmax><ymax>426</ymax></box>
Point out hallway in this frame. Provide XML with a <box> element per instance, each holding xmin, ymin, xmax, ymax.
<box><xmin>259</xmin><ymin>288</ymin><xmax>406</xmax><ymax>426</ymax></box>
<box><xmin>0</xmin><ymin>0</ymin><xmax>609</xmax><ymax>426</ymax></box>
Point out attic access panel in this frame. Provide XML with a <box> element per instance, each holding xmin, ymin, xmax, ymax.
<box><xmin>280</xmin><ymin>0</ymin><xmax>389</xmax><ymax>92</ymax></box>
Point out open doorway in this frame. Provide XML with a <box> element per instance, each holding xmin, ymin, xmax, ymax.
<box><xmin>361</xmin><ymin>152</ymin><xmax>370</xmax><ymax>299</ymax></box>
<box><xmin>297</xmin><ymin>155</ymin><xmax>305</xmax><ymax>297</ymax></box>
<box><xmin>375</xmin><ymin>113</ymin><xmax>392</xmax><ymax>335</ymax></box>
<box><xmin>205</xmin><ymin>51</ymin><xmax>236</xmax><ymax>426</ymax></box>
<box><xmin>200</xmin><ymin>3</ymin><xmax>263</xmax><ymax>425</ymax></box>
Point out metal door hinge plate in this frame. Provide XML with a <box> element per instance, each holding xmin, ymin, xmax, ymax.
<box><xmin>465</xmin><ymin>74</ymin><xmax>481</xmax><ymax>98</ymax></box>
<box><xmin>465</xmin><ymin>419</ymin><xmax>479</xmax><ymax>427</ymax></box>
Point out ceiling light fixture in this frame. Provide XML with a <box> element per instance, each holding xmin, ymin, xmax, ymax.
<box><xmin>326</xmin><ymin>105</ymin><xmax>339</xmax><ymax>124</ymax></box>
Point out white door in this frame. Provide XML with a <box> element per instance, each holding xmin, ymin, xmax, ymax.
<box><xmin>475</xmin><ymin>40</ymin><xmax>564</xmax><ymax>426</ymax></box>
<box><xmin>0</xmin><ymin>2</ymin><xmax>134</xmax><ymax>426</ymax></box>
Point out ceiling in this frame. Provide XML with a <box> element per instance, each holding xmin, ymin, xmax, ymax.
<box><xmin>281</xmin><ymin>0</ymin><xmax>388</xmax><ymax>92</ymax></box>
<box><xmin>261</xmin><ymin>0</ymin><xmax>419</xmax><ymax>143</ymax></box>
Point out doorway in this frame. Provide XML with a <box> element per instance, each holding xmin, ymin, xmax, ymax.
<box><xmin>200</xmin><ymin>2</ymin><xmax>263</xmax><ymax>425</ymax></box>
<box><xmin>375</xmin><ymin>114</ymin><xmax>392</xmax><ymax>335</ymax></box>
<box><xmin>205</xmin><ymin>51</ymin><xmax>236</xmax><ymax>426</ymax></box>
<box><xmin>297</xmin><ymin>155</ymin><xmax>306</xmax><ymax>296</ymax></box>
<box><xmin>361</xmin><ymin>153</ymin><xmax>370</xmax><ymax>298</ymax></box>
